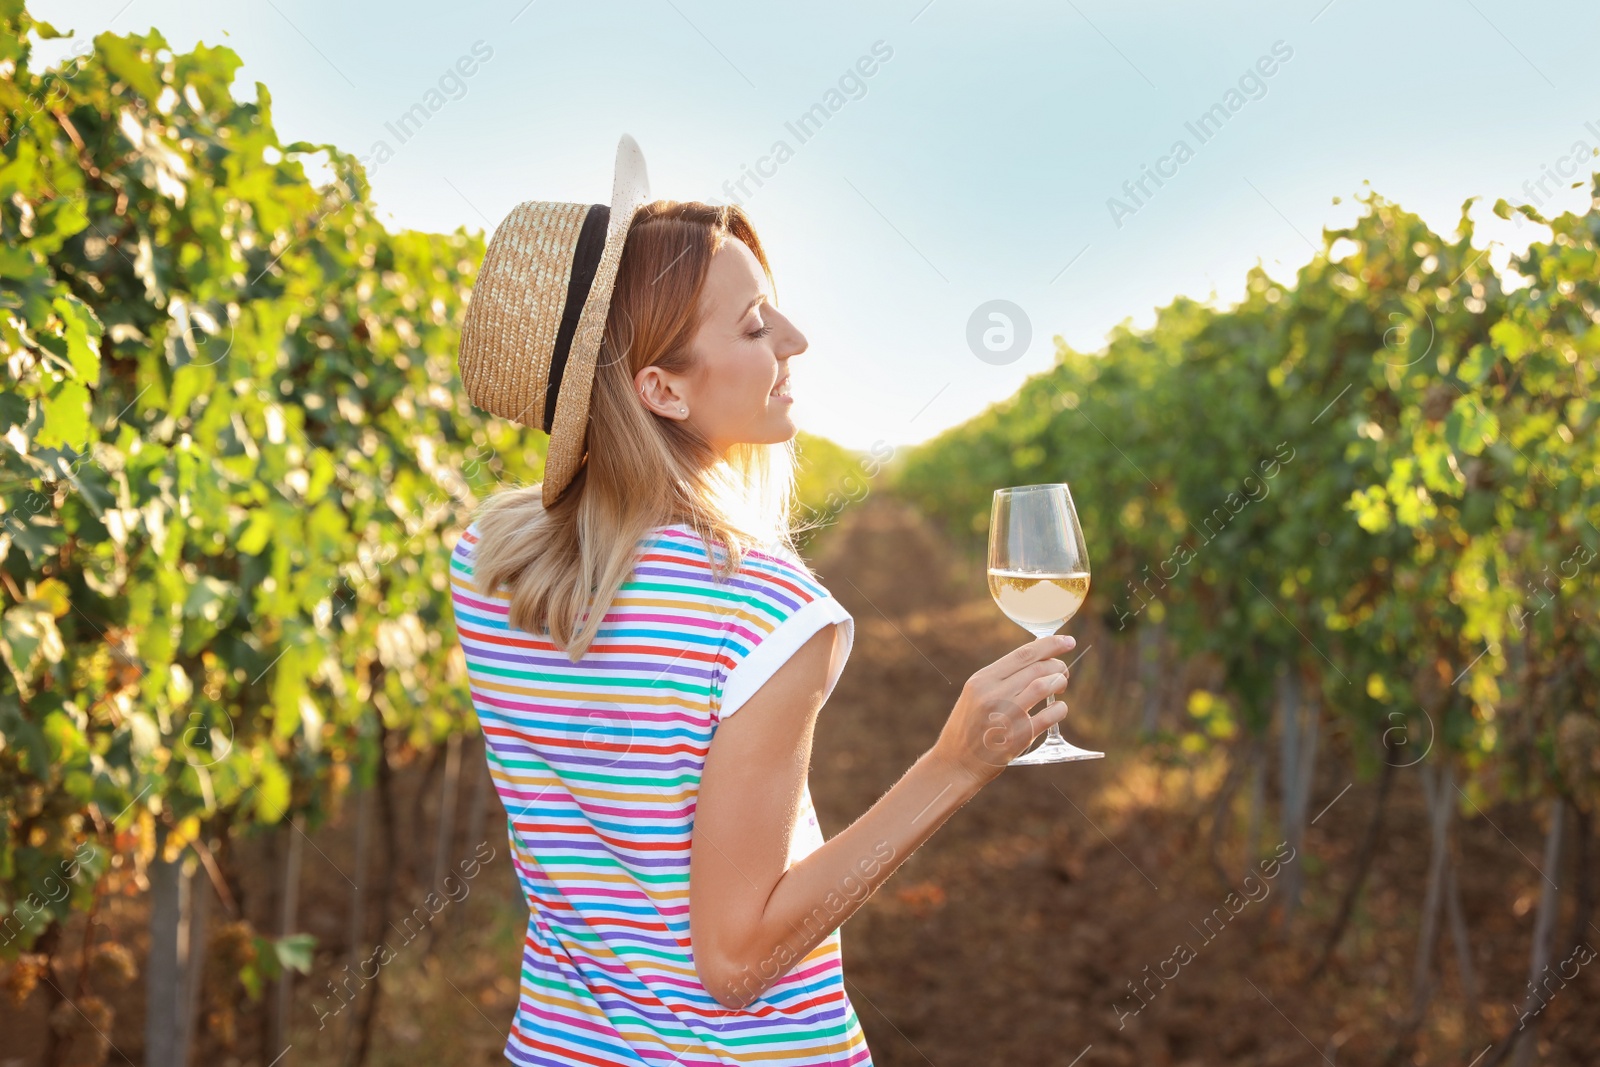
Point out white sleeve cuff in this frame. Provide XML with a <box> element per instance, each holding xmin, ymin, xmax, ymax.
<box><xmin>717</xmin><ymin>596</ymin><xmax>854</xmax><ymax>721</ymax></box>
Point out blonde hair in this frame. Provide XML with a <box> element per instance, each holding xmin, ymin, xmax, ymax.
<box><xmin>466</xmin><ymin>200</ymin><xmax>807</xmax><ymax>661</ymax></box>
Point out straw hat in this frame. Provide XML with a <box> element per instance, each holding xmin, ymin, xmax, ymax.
<box><xmin>457</xmin><ymin>133</ymin><xmax>652</xmax><ymax>507</ymax></box>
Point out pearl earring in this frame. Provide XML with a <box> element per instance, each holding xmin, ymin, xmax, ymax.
<box><xmin>679</xmin><ymin>406</ymin><xmax>688</xmax><ymax>416</ymax></box>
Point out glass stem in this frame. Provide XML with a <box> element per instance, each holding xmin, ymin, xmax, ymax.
<box><xmin>1035</xmin><ymin>627</ymin><xmax>1064</xmax><ymax>746</ymax></box>
<box><xmin>1040</xmin><ymin>706</ymin><xmax>1064</xmax><ymax>745</ymax></box>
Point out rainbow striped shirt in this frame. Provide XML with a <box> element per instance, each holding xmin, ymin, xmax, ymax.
<box><xmin>449</xmin><ymin>521</ymin><xmax>873</xmax><ymax>1067</ymax></box>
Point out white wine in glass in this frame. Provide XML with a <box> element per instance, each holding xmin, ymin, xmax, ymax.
<box><xmin>988</xmin><ymin>484</ymin><xmax>1104</xmax><ymax>765</ymax></box>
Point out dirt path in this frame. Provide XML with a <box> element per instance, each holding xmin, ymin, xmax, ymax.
<box><xmin>809</xmin><ymin>495</ymin><xmax>1214</xmax><ymax>1065</ymax></box>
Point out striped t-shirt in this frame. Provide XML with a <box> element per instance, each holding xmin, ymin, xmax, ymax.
<box><xmin>448</xmin><ymin>520</ymin><xmax>874</xmax><ymax>1067</ymax></box>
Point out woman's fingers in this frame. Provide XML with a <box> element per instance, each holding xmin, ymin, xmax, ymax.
<box><xmin>1017</xmin><ymin>668</ymin><xmax>1069</xmax><ymax>712</ymax></box>
<box><xmin>936</xmin><ymin>635</ymin><xmax>1080</xmax><ymax>778</ymax></box>
<box><xmin>983</xmin><ymin>670</ymin><xmax>1070</xmax><ymax>759</ymax></box>
<box><xmin>1028</xmin><ymin>684</ymin><xmax>1072</xmax><ymax>730</ymax></box>
<box><xmin>985</xmin><ymin>634</ymin><xmax>1075</xmax><ymax>681</ymax></box>
<box><xmin>1024</xmin><ymin>657</ymin><xmax>1068</xmax><ymax>684</ymax></box>
<box><xmin>997</xmin><ymin>659</ymin><xmax>1069</xmax><ymax>707</ymax></box>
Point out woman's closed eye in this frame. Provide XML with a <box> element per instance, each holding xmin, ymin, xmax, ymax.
<box><xmin>747</xmin><ymin>323</ymin><xmax>773</xmax><ymax>340</ymax></box>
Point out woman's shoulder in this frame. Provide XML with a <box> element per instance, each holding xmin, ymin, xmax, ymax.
<box><xmin>646</xmin><ymin>525</ymin><xmax>829</xmax><ymax>599</ymax></box>
<box><xmin>451</xmin><ymin>519</ymin><xmax>488</xmax><ymax>578</ymax></box>
<box><xmin>452</xmin><ymin>520</ymin><xmax>832</xmax><ymax>613</ymax></box>
<box><xmin>449</xmin><ymin>520</ymin><xmax>491</xmax><ymax>604</ymax></box>
<box><xmin>454</xmin><ymin>519</ymin><xmax>482</xmax><ymax>556</ymax></box>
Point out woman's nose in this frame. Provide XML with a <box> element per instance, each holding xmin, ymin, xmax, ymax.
<box><xmin>781</xmin><ymin>315</ymin><xmax>807</xmax><ymax>358</ymax></box>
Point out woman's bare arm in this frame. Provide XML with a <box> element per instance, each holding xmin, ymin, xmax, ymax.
<box><xmin>689</xmin><ymin>623</ymin><xmax>1076</xmax><ymax>1009</ymax></box>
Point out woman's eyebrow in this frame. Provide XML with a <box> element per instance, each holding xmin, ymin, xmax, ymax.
<box><xmin>738</xmin><ymin>293</ymin><xmax>767</xmax><ymax>320</ymax></box>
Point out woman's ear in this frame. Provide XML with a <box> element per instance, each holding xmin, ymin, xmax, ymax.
<box><xmin>635</xmin><ymin>366</ymin><xmax>691</xmax><ymax>420</ymax></box>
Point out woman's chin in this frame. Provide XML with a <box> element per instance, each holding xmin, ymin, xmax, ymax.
<box><xmin>727</xmin><ymin>418</ymin><xmax>799</xmax><ymax>448</ymax></box>
<box><xmin>715</xmin><ymin>422</ymin><xmax>798</xmax><ymax>455</ymax></box>
<box><xmin>769</xmin><ymin>410</ymin><xmax>799</xmax><ymax>441</ymax></box>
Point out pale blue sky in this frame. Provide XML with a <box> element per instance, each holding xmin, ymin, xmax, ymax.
<box><xmin>29</xmin><ymin>0</ymin><xmax>1600</xmax><ymax>450</ymax></box>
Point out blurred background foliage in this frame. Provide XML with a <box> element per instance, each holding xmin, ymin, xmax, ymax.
<box><xmin>896</xmin><ymin>185</ymin><xmax>1600</xmax><ymax>806</ymax></box>
<box><xmin>0</xmin><ymin>2</ymin><xmax>528</xmax><ymax>1057</ymax></box>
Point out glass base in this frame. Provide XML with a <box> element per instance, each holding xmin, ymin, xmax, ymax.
<box><xmin>1009</xmin><ymin>733</ymin><xmax>1105</xmax><ymax>765</ymax></box>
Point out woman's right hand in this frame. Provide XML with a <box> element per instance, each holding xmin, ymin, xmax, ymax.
<box><xmin>930</xmin><ymin>633</ymin><xmax>1076</xmax><ymax>788</ymax></box>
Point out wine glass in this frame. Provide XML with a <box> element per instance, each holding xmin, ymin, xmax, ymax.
<box><xmin>988</xmin><ymin>484</ymin><xmax>1104</xmax><ymax>765</ymax></box>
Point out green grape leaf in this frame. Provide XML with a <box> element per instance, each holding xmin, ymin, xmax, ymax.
<box><xmin>36</xmin><ymin>380</ymin><xmax>91</xmax><ymax>450</ymax></box>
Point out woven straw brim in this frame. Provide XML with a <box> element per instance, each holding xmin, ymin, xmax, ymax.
<box><xmin>457</xmin><ymin>201</ymin><xmax>590</xmax><ymax>437</ymax></box>
<box><xmin>543</xmin><ymin>213</ymin><xmax>631</xmax><ymax>505</ymax></box>
<box><xmin>456</xmin><ymin>134</ymin><xmax>650</xmax><ymax>508</ymax></box>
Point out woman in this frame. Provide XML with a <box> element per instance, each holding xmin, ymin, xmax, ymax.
<box><xmin>448</xmin><ymin>135</ymin><xmax>1076</xmax><ymax>1066</ymax></box>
